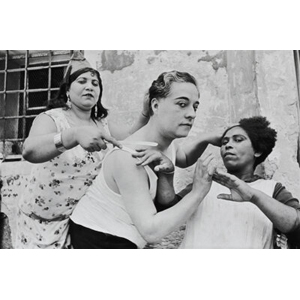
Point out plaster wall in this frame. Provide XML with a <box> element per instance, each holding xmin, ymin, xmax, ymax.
<box><xmin>1</xmin><ymin>50</ymin><xmax>299</xmax><ymax>248</ymax></box>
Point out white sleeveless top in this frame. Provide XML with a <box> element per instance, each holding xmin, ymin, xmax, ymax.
<box><xmin>180</xmin><ymin>179</ymin><xmax>277</xmax><ymax>249</ymax></box>
<box><xmin>71</xmin><ymin>143</ymin><xmax>176</xmax><ymax>248</ymax></box>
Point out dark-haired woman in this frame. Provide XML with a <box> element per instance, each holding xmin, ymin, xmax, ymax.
<box><xmin>70</xmin><ymin>70</ymin><xmax>219</xmax><ymax>249</ymax></box>
<box><xmin>15</xmin><ymin>53</ymin><xmax>149</xmax><ymax>249</ymax></box>
<box><xmin>180</xmin><ymin>116</ymin><xmax>300</xmax><ymax>249</ymax></box>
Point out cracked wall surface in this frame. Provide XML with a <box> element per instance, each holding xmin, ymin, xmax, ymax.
<box><xmin>85</xmin><ymin>50</ymin><xmax>300</xmax><ymax>196</ymax></box>
<box><xmin>1</xmin><ymin>50</ymin><xmax>300</xmax><ymax>248</ymax></box>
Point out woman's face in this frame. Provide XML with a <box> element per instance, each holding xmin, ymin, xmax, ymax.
<box><xmin>220</xmin><ymin>126</ymin><xmax>257</xmax><ymax>172</ymax></box>
<box><xmin>154</xmin><ymin>82</ymin><xmax>200</xmax><ymax>139</ymax></box>
<box><xmin>68</xmin><ymin>71</ymin><xmax>100</xmax><ymax>111</ymax></box>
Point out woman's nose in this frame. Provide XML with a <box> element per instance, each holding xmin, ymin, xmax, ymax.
<box><xmin>225</xmin><ymin>142</ymin><xmax>232</xmax><ymax>149</ymax></box>
<box><xmin>186</xmin><ymin>107</ymin><xmax>196</xmax><ymax>120</ymax></box>
<box><xmin>85</xmin><ymin>81</ymin><xmax>93</xmax><ymax>90</ymax></box>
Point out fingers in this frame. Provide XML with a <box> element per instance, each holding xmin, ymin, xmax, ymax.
<box><xmin>134</xmin><ymin>147</ymin><xmax>147</xmax><ymax>153</ymax></box>
<box><xmin>133</xmin><ymin>150</ymin><xmax>158</xmax><ymax>165</ymax></box>
<box><xmin>195</xmin><ymin>153</ymin><xmax>215</xmax><ymax>175</ymax></box>
<box><xmin>217</xmin><ymin>193</ymin><xmax>233</xmax><ymax>201</ymax></box>
<box><xmin>136</xmin><ymin>155</ymin><xmax>158</xmax><ymax>166</ymax></box>
<box><xmin>133</xmin><ymin>150</ymin><xmax>156</xmax><ymax>166</ymax></box>
<box><xmin>102</xmin><ymin>133</ymin><xmax>123</xmax><ymax>149</ymax></box>
<box><xmin>154</xmin><ymin>163</ymin><xmax>174</xmax><ymax>173</ymax></box>
<box><xmin>96</xmin><ymin>139</ymin><xmax>108</xmax><ymax>150</ymax></box>
<box><xmin>213</xmin><ymin>171</ymin><xmax>236</xmax><ymax>186</ymax></box>
<box><xmin>131</xmin><ymin>148</ymin><xmax>147</xmax><ymax>159</ymax></box>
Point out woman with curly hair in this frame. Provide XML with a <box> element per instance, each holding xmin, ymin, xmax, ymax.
<box><xmin>180</xmin><ymin>116</ymin><xmax>300</xmax><ymax>249</ymax></box>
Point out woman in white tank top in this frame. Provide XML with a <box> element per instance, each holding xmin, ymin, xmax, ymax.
<box><xmin>70</xmin><ymin>70</ymin><xmax>220</xmax><ymax>248</ymax></box>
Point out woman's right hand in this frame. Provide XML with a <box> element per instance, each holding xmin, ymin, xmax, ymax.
<box><xmin>201</xmin><ymin>131</ymin><xmax>223</xmax><ymax>147</ymax></box>
<box><xmin>192</xmin><ymin>153</ymin><xmax>216</xmax><ymax>196</ymax></box>
<box><xmin>74</xmin><ymin>126</ymin><xmax>122</xmax><ymax>152</ymax></box>
<box><xmin>133</xmin><ymin>148</ymin><xmax>175</xmax><ymax>174</ymax></box>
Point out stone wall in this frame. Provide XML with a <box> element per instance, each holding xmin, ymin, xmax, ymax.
<box><xmin>85</xmin><ymin>50</ymin><xmax>300</xmax><ymax>196</ymax></box>
<box><xmin>1</xmin><ymin>50</ymin><xmax>300</xmax><ymax>249</ymax></box>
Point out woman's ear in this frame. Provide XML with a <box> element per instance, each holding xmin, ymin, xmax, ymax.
<box><xmin>151</xmin><ymin>98</ymin><xmax>159</xmax><ymax>113</ymax></box>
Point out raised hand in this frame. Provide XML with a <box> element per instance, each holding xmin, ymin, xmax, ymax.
<box><xmin>192</xmin><ymin>153</ymin><xmax>217</xmax><ymax>196</ymax></box>
<box><xmin>201</xmin><ymin>131</ymin><xmax>224</xmax><ymax>147</ymax></box>
<box><xmin>75</xmin><ymin>126</ymin><xmax>122</xmax><ymax>152</ymax></box>
<box><xmin>132</xmin><ymin>148</ymin><xmax>175</xmax><ymax>174</ymax></box>
<box><xmin>212</xmin><ymin>171</ymin><xmax>254</xmax><ymax>202</ymax></box>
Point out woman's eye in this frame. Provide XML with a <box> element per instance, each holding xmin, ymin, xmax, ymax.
<box><xmin>178</xmin><ymin>102</ymin><xmax>186</xmax><ymax>108</ymax></box>
<box><xmin>77</xmin><ymin>79</ymin><xmax>86</xmax><ymax>84</ymax></box>
<box><xmin>234</xmin><ymin>137</ymin><xmax>243</xmax><ymax>142</ymax></box>
<box><xmin>92</xmin><ymin>81</ymin><xmax>99</xmax><ymax>86</ymax></box>
<box><xmin>194</xmin><ymin>105</ymin><xmax>199</xmax><ymax>112</ymax></box>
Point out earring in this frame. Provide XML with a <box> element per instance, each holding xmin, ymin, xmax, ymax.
<box><xmin>66</xmin><ymin>95</ymin><xmax>72</xmax><ymax>109</ymax></box>
<box><xmin>94</xmin><ymin>104</ymin><xmax>98</xmax><ymax>118</ymax></box>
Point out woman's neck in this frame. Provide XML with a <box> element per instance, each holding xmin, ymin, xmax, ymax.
<box><xmin>125</xmin><ymin>119</ymin><xmax>173</xmax><ymax>152</ymax></box>
<box><xmin>228</xmin><ymin>168</ymin><xmax>256</xmax><ymax>182</ymax></box>
<box><xmin>69</xmin><ymin>106</ymin><xmax>92</xmax><ymax>123</ymax></box>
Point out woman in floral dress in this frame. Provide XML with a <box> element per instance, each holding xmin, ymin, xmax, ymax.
<box><xmin>15</xmin><ymin>52</ymin><xmax>149</xmax><ymax>248</ymax></box>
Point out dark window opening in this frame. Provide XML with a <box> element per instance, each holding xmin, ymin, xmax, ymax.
<box><xmin>0</xmin><ymin>50</ymin><xmax>80</xmax><ymax>159</ymax></box>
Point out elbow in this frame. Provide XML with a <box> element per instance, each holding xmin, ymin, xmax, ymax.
<box><xmin>22</xmin><ymin>145</ymin><xmax>32</xmax><ymax>162</ymax></box>
<box><xmin>139</xmin><ymin>224</ymin><xmax>163</xmax><ymax>244</ymax></box>
<box><xmin>22</xmin><ymin>144</ymin><xmax>40</xmax><ymax>163</ymax></box>
<box><xmin>142</xmin><ymin>232</ymin><xmax>162</xmax><ymax>244</ymax></box>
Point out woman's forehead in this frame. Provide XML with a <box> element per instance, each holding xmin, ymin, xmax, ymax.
<box><xmin>77</xmin><ymin>71</ymin><xmax>97</xmax><ymax>79</ymax></box>
<box><xmin>168</xmin><ymin>82</ymin><xmax>199</xmax><ymax>99</ymax></box>
<box><xmin>224</xmin><ymin>126</ymin><xmax>249</xmax><ymax>137</ymax></box>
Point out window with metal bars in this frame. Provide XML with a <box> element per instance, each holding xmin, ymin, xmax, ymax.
<box><xmin>0</xmin><ymin>50</ymin><xmax>76</xmax><ymax>160</ymax></box>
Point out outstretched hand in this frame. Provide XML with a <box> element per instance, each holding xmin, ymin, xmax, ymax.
<box><xmin>75</xmin><ymin>126</ymin><xmax>122</xmax><ymax>152</ymax></box>
<box><xmin>132</xmin><ymin>148</ymin><xmax>175</xmax><ymax>174</ymax></box>
<box><xmin>192</xmin><ymin>153</ymin><xmax>217</xmax><ymax>196</ymax></box>
<box><xmin>212</xmin><ymin>171</ymin><xmax>254</xmax><ymax>202</ymax></box>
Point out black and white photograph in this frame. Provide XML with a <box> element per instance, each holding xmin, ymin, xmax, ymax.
<box><xmin>1</xmin><ymin>49</ymin><xmax>300</xmax><ymax>250</ymax></box>
<box><xmin>1</xmin><ymin>1</ymin><xmax>299</xmax><ymax>299</ymax></box>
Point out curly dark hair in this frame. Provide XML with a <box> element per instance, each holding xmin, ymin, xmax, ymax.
<box><xmin>223</xmin><ymin>116</ymin><xmax>277</xmax><ymax>168</ymax></box>
<box><xmin>47</xmin><ymin>67</ymin><xmax>108</xmax><ymax>120</ymax></box>
<box><xmin>146</xmin><ymin>70</ymin><xmax>199</xmax><ymax>116</ymax></box>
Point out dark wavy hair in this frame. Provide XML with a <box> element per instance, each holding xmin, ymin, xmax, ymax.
<box><xmin>146</xmin><ymin>70</ymin><xmax>199</xmax><ymax>116</ymax></box>
<box><xmin>47</xmin><ymin>67</ymin><xmax>108</xmax><ymax>120</ymax></box>
<box><xmin>222</xmin><ymin>116</ymin><xmax>277</xmax><ymax>168</ymax></box>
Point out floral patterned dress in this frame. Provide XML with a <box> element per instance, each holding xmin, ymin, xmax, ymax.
<box><xmin>15</xmin><ymin>108</ymin><xmax>111</xmax><ymax>249</ymax></box>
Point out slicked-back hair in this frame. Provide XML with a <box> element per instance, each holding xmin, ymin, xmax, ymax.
<box><xmin>146</xmin><ymin>70</ymin><xmax>199</xmax><ymax>116</ymax></box>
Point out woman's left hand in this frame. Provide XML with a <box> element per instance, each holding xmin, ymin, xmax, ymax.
<box><xmin>213</xmin><ymin>171</ymin><xmax>254</xmax><ymax>202</ymax></box>
<box><xmin>132</xmin><ymin>148</ymin><xmax>174</xmax><ymax>174</ymax></box>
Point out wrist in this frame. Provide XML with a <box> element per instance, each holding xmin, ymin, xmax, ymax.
<box><xmin>54</xmin><ymin>132</ymin><xmax>67</xmax><ymax>153</ymax></box>
<box><xmin>248</xmin><ymin>190</ymin><xmax>259</xmax><ymax>204</ymax></box>
<box><xmin>62</xmin><ymin>128</ymin><xmax>78</xmax><ymax>149</ymax></box>
<box><xmin>191</xmin><ymin>183</ymin><xmax>210</xmax><ymax>200</ymax></box>
<box><xmin>159</xmin><ymin>169</ymin><xmax>175</xmax><ymax>176</ymax></box>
